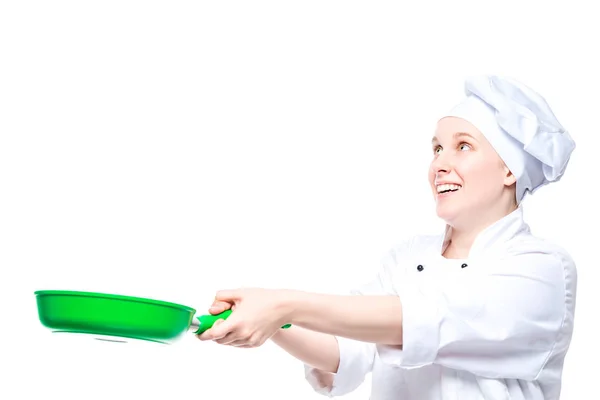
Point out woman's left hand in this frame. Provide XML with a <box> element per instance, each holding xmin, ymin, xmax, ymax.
<box><xmin>196</xmin><ymin>288</ymin><xmax>292</xmax><ymax>348</ymax></box>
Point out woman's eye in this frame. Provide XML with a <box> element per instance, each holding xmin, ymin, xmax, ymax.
<box><xmin>434</xmin><ymin>146</ymin><xmax>442</xmax><ymax>154</ymax></box>
<box><xmin>459</xmin><ymin>143</ymin><xmax>471</xmax><ymax>151</ymax></box>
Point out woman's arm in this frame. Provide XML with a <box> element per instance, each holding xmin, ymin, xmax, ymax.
<box><xmin>202</xmin><ymin>297</ymin><xmax>341</xmax><ymax>373</ymax></box>
<box><xmin>271</xmin><ymin>322</ymin><xmax>378</xmax><ymax>397</ymax></box>
<box><xmin>197</xmin><ymin>288</ymin><xmax>402</xmax><ymax>348</ymax></box>
<box><xmin>284</xmin><ymin>290</ymin><xmax>403</xmax><ymax>346</ymax></box>
<box><xmin>270</xmin><ymin>326</ymin><xmax>340</xmax><ymax>373</ymax></box>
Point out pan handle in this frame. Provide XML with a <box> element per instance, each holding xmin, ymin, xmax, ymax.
<box><xmin>190</xmin><ymin>310</ymin><xmax>291</xmax><ymax>335</ymax></box>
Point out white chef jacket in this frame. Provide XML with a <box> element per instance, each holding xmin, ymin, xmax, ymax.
<box><xmin>304</xmin><ymin>206</ymin><xmax>577</xmax><ymax>399</ymax></box>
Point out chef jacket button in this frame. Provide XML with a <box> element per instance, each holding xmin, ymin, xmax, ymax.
<box><xmin>417</xmin><ymin>264</ymin><xmax>424</xmax><ymax>271</ymax></box>
<box><xmin>461</xmin><ymin>263</ymin><xmax>468</xmax><ymax>268</ymax></box>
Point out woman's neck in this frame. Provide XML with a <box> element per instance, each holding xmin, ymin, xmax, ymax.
<box><xmin>443</xmin><ymin>228</ymin><xmax>478</xmax><ymax>259</ymax></box>
<box><xmin>443</xmin><ymin>202</ymin><xmax>518</xmax><ymax>259</ymax></box>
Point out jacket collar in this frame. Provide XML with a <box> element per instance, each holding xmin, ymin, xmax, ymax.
<box><xmin>438</xmin><ymin>205</ymin><xmax>530</xmax><ymax>258</ymax></box>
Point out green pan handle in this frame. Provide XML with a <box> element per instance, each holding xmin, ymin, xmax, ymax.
<box><xmin>192</xmin><ymin>309</ymin><xmax>292</xmax><ymax>335</ymax></box>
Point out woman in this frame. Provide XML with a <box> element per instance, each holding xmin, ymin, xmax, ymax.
<box><xmin>198</xmin><ymin>75</ymin><xmax>577</xmax><ymax>399</ymax></box>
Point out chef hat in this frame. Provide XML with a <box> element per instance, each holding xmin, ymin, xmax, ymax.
<box><xmin>442</xmin><ymin>75</ymin><xmax>576</xmax><ymax>203</ymax></box>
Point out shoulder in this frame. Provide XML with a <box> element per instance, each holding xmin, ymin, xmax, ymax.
<box><xmin>488</xmin><ymin>234</ymin><xmax>577</xmax><ymax>319</ymax></box>
<box><xmin>503</xmin><ymin>234</ymin><xmax>576</xmax><ymax>278</ymax></box>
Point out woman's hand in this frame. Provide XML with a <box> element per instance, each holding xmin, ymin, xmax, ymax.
<box><xmin>196</xmin><ymin>288</ymin><xmax>292</xmax><ymax>348</ymax></box>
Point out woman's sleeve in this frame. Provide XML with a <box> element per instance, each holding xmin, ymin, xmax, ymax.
<box><xmin>304</xmin><ymin>336</ymin><xmax>377</xmax><ymax>397</ymax></box>
<box><xmin>303</xmin><ymin>246</ymin><xmax>405</xmax><ymax>396</ymax></box>
<box><xmin>377</xmin><ymin>244</ymin><xmax>577</xmax><ymax>380</ymax></box>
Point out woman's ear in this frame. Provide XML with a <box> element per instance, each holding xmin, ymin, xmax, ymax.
<box><xmin>503</xmin><ymin>165</ymin><xmax>517</xmax><ymax>186</ymax></box>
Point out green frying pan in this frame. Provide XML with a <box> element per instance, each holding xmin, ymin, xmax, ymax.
<box><xmin>34</xmin><ymin>290</ymin><xmax>291</xmax><ymax>344</ymax></box>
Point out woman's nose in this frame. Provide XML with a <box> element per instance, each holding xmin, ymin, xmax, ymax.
<box><xmin>432</xmin><ymin>152</ymin><xmax>452</xmax><ymax>173</ymax></box>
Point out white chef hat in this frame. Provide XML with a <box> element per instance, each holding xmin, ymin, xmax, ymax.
<box><xmin>442</xmin><ymin>75</ymin><xmax>576</xmax><ymax>203</ymax></box>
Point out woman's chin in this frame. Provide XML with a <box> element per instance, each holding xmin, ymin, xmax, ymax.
<box><xmin>435</xmin><ymin>204</ymin><xmax>460</xmax><ymax>224</ymax></box>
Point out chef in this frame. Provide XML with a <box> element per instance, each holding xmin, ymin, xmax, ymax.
<box><xmin>198</xmin><ymin>75</ymin><xmax>577</xmax><ymax>400</ymax></box>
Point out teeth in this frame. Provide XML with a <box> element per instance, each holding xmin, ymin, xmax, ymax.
<box><xmin>436</xmin><ymin>184</ymin><xmax>461</xmax><ymax>193</ymax></box>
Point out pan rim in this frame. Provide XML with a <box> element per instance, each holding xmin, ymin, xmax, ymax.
<box><xmin>34</xmin><ymin>290</ymin><xmax>196</xmax><ymax>313</ymax></box>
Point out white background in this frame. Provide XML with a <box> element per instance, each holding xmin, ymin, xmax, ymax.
<box><xmin>1</xmin><ymin>1</ymin><xmax>597</xmax><ymax>399</ymax></box>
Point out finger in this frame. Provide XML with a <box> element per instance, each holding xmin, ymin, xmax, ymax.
<box><xmin>212</xmin><ymin>318</ymin><xmax>226</xmax><ymax>328</ymax></box>
<box><xmin>196</xmin><ymin>319</ymin><xmax>228</xmax><ymax>341</ymax></box>
<box><xmin>214</xmin><ymin>332</ymin><xmax>239</xmax><ymax>345</ymax></box>
<box><xmin>230</xmin><ymin>342</ymin><xmax>253</xmax><ymax>348</ymax></box>
<box><xmin>197</xmin><ymin>329</ymin><xmax>228</xmax><ymax>341</ymax></box>
<box><xmin>212</xmin><ymin>320</ymin><xmax>246</xmax><ymax>345</ymax></box>
<box><xmin>225</xmin><ymin>339</ymin><xmax>249</xmax><ymax>347</ymax></box>
<box><xmin>215</xmin><ymin>289</ymin><xmax>242</xmax><ymax>302</ymax></box>
<box><xmin>208</xmin><ymin>318</ymin><xmax>236</xmax><ymax>340</ymax></box>
<box><xmin>197</xmin><ymin>329</ymin><xmax>218</xmax><ymax>341</ymax></box>
<box><xmin>209</xmin><ymin>300</ymin><xmax>232</xmax><ymax>314</ymax></box>
<box><xmin>226</xmin><ymin>333</ymin><xmax>263</xmax><ymax>348</ymax></box>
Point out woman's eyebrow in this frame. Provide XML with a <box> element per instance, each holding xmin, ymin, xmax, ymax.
<box><xmin>454</xmin><ymin>132</ymin><xmax>478</xmax><ymax>141</ymax></box>
<box><xmin>431</xmin><ymin>132</ymin><xmax>478</xmax><ymax>144</ymax></box>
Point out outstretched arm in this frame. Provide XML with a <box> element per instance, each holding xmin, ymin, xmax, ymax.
<box><xmin>203</xmin><ymin>297</ymin><xmax>341</xmax><ymax>373</ymax></box>
<box><xmin>270</xmin><ymin>326</ymin><xmax>340</xmax><ymax>373</ymax></box>
<box><xmin>202</xmin><ymin>294</ymin><xmax>380</xmax><ymax>396</ymax></box>
<box><xmin>284</xmin><ymin>290</ymin><xmax>403</xmax><ymax>345</ymax></box>
<box><xmin>196</xmin><ymin>288</ymin><xmax>403</xmax><ymax>348</ymax></box>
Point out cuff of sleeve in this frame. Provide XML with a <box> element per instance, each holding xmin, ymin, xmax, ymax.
<box><xmin>304</xmin><ymin>366</ymin><xmax>335</xmax><ymax>397</ymax></box>
<box><xmin>305</xmin><ymin>336</ymin><xmax>372</xmax><ymax>397</ymax></box>
<box><xmin>378</xmin><ymin>284</ymin><xmax>441</xmax><ymax>368</ymax></box>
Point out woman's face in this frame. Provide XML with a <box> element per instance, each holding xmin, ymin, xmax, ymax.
<box><xmin>428</xmin><ymin>116</ymin><xmax>516</xmax><ymax>227</ymax></box>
